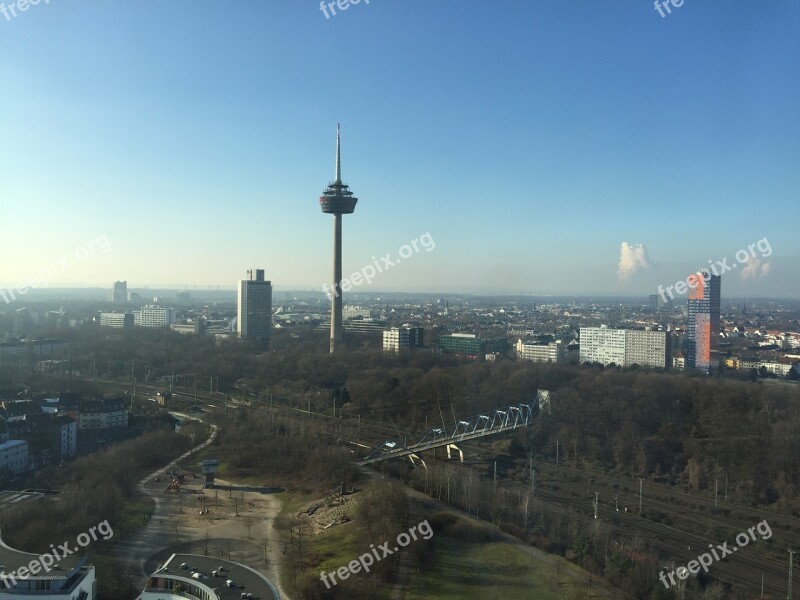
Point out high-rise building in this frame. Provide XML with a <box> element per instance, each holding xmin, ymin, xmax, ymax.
<box><xmin>579</xmin><ymin>326</ymin><xmax>671</xmax><ymax>368</ymax></box>
<box><xmin>112</xmin><ymin>281</ymin><xmax>127</xmax><ymax>303</ymax></box>
<box><xmin>686</xmin><ymin>270</ymin><xmax>721</xmax><ymax>373</ymax></box>
<box><xmin>320</xmin><ymin>124</ymin><xmax>359</xmax><ymax>353</ymax></box>
<box><xmin>237</xmin><ymin>268</ymin><xmax>272</xmax><ymax>349</ymax></box>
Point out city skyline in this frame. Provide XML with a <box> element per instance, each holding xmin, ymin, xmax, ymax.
<box><xmin>1</xmin><ymin>2</ymin><xmax>798</xmax><ymax>298</ymax></box>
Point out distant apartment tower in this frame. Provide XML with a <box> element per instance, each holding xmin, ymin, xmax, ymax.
<box><xmin>134</xmin><ymin>304</ymin><xmax>176</xmax><ymax>328</ymax></box>
<box><xmin>686</xmin><ymin>271</ymin><xmax>721</xmax><ymax>373</ymax></box>
<box><xmin>112</xmin><ymin>281</ymin><xmax>128</xmax><ymax>303</ymax></box>
<box><xmin>516</xmin><ymin>339</ymin><xmax>568</xmax><ymax>364</ymax></box>
<box><xmin>383</xmin><ymin>326</ymin><xmax>424</xmax><ymax>352</ymax></box>
<box><xmin>580</xmin><ymin>326</ymin><xmax>670</xmax><ymax>368</ymax></box>
<box><xmin>237</xmin><ymin>269</ymin><xmax>273</xmax><ymax>349</ymax></box>
<box><xmin>100</xmin><ymin>312</ymin><xmax>134</xmax><ymax>328</ymax></box>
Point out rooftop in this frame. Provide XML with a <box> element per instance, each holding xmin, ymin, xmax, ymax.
<box><xmin>144</xmin><ymin>553</ymin><xmax>279</xmax><ymax>600</ymax></box>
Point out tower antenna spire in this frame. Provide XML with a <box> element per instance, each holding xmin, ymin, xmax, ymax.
<box><xmin>335</xmin><ymin>123</ymin><xmax>341</xmax><ymax>183</ymax></box>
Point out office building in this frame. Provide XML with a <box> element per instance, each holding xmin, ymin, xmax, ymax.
<box><xmin>237</xmin><ymin>269</ymin><xmax>273</xmax><ymax>349</ymax></box>
<box><xmin>0</xmin><ymin>543</ymin><xmax>95</xmax><ymax>600</ymax></box>
<box><xmin>99</xmin><ymin>312</ymin><xmax>134</xmax><ymax>328</ymax></box>
<box><xmin>516</xmin><ymin>339</ymin><xmax>568</xmax><ymax>363</ymax></box>
<box><xmin>686</xmin><ymin>271</ymin><xmax>721</xmax><ymax>373</ymax></box>
<box><xmin>438</xmin><ymin>333</ymin><xmax>508</xmax><ymax>357</ymax></box>
<box><xmin>139</xmin><ymin>553</ymin><xmax>280</xmax><ymax>600</ymax></box>
<box><xmin>580</xmin><ymin>326</ymin><xmax>670</xmax><ymax>368</ymax></box>
<box><xmin>383</xmin><ymin>326</ymin><xmax>424</xmax><ymax>352</ymax></box>
<box><xmin>112</xmin><ymin>281</ymin><xmax>127</xmax><ymax>303</ymax></box>
<box><xmin>134</xmin><ymin>305</ymin><xmax>176</xmax><ymax>328</ymax></box>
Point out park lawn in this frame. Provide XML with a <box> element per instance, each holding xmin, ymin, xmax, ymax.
<box><xmin>405</xmin><ymin>537</ymin><xmax>585</xmax><ymax>600</ymax></box>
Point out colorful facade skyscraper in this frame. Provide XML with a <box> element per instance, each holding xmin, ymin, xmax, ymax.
<box><xmin>319</xmin><ymin>125</ymin><xmax>358</xmax><ymax>353</ymax></box>
<box><xmin>686</xmin><ymin>270</ymin><xmax>721</xmax><ymax>373</ymax></box>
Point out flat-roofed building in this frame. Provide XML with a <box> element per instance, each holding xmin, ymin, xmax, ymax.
<box><xmin>138</xmin><ymin>553</ymin><xmax>279</xmax><ymax>600</ymax></box>
<box><xmin>0</xmin><ymin>440</ymin><xmax>28</xmax><ymax>474</ymax></box>
<box><xmin>134</xmin><ymin>305</ymin><xmax>176</xmax><ymax>328</ymax></box>
<box><xmin>515</xmin><ymin>339</ymin><xmax>568</xmax><ymax>363</ymax></box>
<box><xmin>237</xmin><ymin>269</ymin><xmax>272</xmax><ymax>349</ymax></box>
<box><xmin>438</xmin><ymin>333</ymin><xmax>508</xmax><ymax>357</ymax></box>
<box><xmin>0</xmin><ymin>536</ymin><xmax>95</xmax><ymax>600</ymax></box>
<box><xmin>99</xmin><ymin>312</ymin><xmax>133</xmax><ymax>328</ymax></box>
<box><xmin>383</xmin><ymin>326</ymin><xmax>424</xmax><ymax>352</ymax></box>
<box><xmin>580</xmin><ymin>326</ymin><xmax>670</xmax><ymax>368</ymax></box>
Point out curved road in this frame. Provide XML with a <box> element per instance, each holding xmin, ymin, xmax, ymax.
<box><xmin>110</xmin><ymin>423</ymin><xmax>219</xmax><ymax>585</ymax></box>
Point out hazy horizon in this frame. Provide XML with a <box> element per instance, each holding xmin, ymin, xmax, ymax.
<box><xmin>2</xmin><ymin>2</ymin><xmax>798</xmax><ymax>299</ymax></box>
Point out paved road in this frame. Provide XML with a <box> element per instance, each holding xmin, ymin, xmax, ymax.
<box><xmin>110</xmin><ymin>424</ymin><xmax>218</xmax><ymax>586</ymax></box>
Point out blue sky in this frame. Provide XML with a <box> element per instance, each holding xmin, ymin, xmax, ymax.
<box><xmin>1</xmin><ymin>0</ymin><xmax>798</xmax><ymax>297</ymax></box>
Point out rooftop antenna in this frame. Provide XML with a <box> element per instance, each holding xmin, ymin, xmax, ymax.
<box><xmin>335</xmin><ymin>123</ymin><xmax>342</xmax><ymax>183</ymax></box>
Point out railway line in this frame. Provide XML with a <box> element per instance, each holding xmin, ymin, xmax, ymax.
<box><xmin>83</xmin><ymin>378</ymin><xmax>797</xmax><ymax>596</ymax></box>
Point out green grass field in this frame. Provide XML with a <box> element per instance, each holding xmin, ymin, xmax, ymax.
<box><xmin>403</xmin><ymin>533</ymin><xmax>589</xmax><ymax>600</ymax></box>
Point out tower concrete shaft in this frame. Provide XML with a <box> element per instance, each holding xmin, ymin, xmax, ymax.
<box><xmin>319</xmin><ymin>124</ymin><xmax>358</xmax><ymax>354</ymax></box>
<box><xmin>331</xmin><ymin>212</ymin><xmax>343</xmax><ymax>353</ymax></box>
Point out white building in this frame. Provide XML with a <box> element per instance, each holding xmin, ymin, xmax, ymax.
<box><xmin>0</xmin><ymin>440</ymin><xmax>28</xmax><ymax>475</ymax></box>
<box><xmin>344</xmin><ymin>305</ymin><xmax>372</xmax><ymax>319</ymax></box>
<box><xmin>0</xmin><ymin>537</ymin><xmax>96</xmax><ymax>600</ymax></box>
<box><xmin>55</xmin><ymin>415</ymin><xmax>77</xmax><ymax>461</ymax></box>
<box><xmin>579</xmin><ymin>326</ymin><xmax>626</xmax><ymax>366</ymax></box>
<box><xmin>138</xmin><ymin>553</ymin><xmax>279</xmax><ymax>600</ymax></box>
<box><xmin>516</xmin><ymin>339</ymin><xmax>568</xmax><ymax>363</ymax></box>
<box><xmin>625</xmin><ymin>330</ymin><xmax>672</xmax><ymax>369</ymax></box>
<box><xmin>237</xmin><ymin>269</ymin><xmax>272</xmax><ymax>349</ymax></box>
<box><xmin>79</xmin><ymin>399</ymin><xmax>128</xmax><ymax>430</ymax></box>
<box><xmin>99</xmin><ymin>312</ymin><xmax>133</xmax><ymax>328</ymax></box>
<box><xmin>134</xmin><ymin>305</ymin><xmax>176</xmax><ymax>328</ymax></box>
<box><xmin>383</xmin><ymin>326</ymin><xmax>424</xmax><ymax>352</ymax></box>
<box><xmin>580</xmin><ymin>326</ymin><xmax>670</xmax><ymax>368</ymax></box>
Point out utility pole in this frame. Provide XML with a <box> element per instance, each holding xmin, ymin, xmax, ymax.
<box><xmin>789</xmin><ymin>548</ymin><xmax>794</xmax><ymax>600</ymax></box>
<box><xmin>493</xmin><ymin>461</ymin><xmax>497</xmax><ymax>488</ymax></box>
<box><xmin>639</xmin><ymin>478</ymin><xmax>643</xmax><ymax>517</ymax></box>
<box><xmin>593</xmin><ymin>492</ymin><xmax>599</xmax><ymax>519</ymax></box>
<box><xmin>556</xmin><ymin>439</ymin><xmax>559</xmax><ymax>466</ymax></box>
<box><xmin>725</xmin><ymin>472</ymin><xmax>728</xmax><ymax>503</ymax></box>
<box><xmin>715</xmin><ymin>479</ymin><xmax>718</xmax><ymax>508</ymax></box>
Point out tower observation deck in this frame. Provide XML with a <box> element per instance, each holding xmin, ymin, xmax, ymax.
<box><xmin>320</xmin><ymin>124</ymin><xmax>359</xmax><ymax>353</ymax></box>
